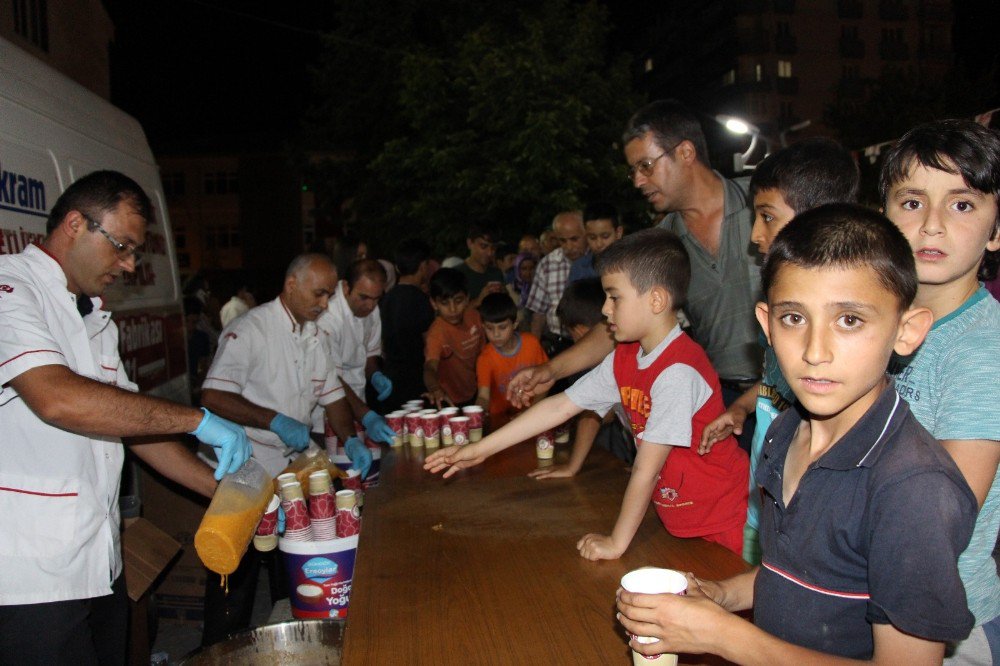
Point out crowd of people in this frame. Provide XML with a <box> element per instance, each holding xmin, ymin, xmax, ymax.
<box><xmin>2</xmin><ymin>97</ymin><xmax>998</xmax><ymax>665</ymax></box>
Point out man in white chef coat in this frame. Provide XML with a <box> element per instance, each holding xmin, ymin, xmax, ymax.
<box><xmin>0</xmin><ymin>170</ymin><xmax>250</xmax><ymax>665</ymax></box>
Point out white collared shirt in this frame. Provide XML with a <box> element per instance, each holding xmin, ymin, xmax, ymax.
<box><xmin>202</xmin><ymin>297</ymin><xmax>345</xmax><ymax>476</ymax></box>
<box><xmin>0</xmin><ymin>244</ymin><xmax>137</xmax><ymax>605</ymax></box>
<box><xmin>316</xmin><ymin>282</ymin><xmax>381</xmax><ymax>399</ymax></box>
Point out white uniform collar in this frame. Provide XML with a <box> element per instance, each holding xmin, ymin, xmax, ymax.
<box><xmin>24</xmin><ymin>244</ymin><xmax>109</xmax><ymax>325</ymax></box>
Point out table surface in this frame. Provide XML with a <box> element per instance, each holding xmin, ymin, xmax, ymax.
<box><xmin>340</xmin><ymin>441</ymin><xmax>749</xmax><ymax>665</ymax></box>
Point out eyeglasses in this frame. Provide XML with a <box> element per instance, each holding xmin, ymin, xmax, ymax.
<box><xmin>626</xmin><ymin>140</ymin><xmax>682</xmax><ymax>180</ymax></box>
<box><xmin>83</xmin><ymin>214</ymin><xmax>143</xmax><ymax>265</ymax></box>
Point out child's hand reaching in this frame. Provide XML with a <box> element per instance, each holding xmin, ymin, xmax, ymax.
<box><xmin>424</xmin><ymin>443</ymin><xmax>488</xmax><ymax>478</ymax></box>
<box><xmin>576</xmin><ymin>533</ymin><xmax>625</xmax><ymax>561</ymax></box>
<box><xmin>698</xmin><ymin>406</ymin><xmax>746</xmax><ymax>455</ymax></box>
<box><xmin>528</xmin><ymin>463</ymin><xmax>577</xmax><ymax>480</ymax></box>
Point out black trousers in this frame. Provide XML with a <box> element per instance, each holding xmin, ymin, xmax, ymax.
<box><xmin>720</xmin><ymin>383</ymin><xmax>757</xmax><ymax>455</ymax></box>
<box><xmin>0</xmin><ymin>574</ymin><xmax>128</xmax><ymax>666</ymax></box>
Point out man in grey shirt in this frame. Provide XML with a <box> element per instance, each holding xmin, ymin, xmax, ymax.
<box><xmin>508</xmin><ymin>100</ymin><xmax>762</xmax><ymax>445</ymax></box>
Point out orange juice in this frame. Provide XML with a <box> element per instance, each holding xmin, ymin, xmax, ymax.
<box><xmin>195</xmin><ymin>460</ymin><xmax>273</xmax><ymax>575</ymax></box>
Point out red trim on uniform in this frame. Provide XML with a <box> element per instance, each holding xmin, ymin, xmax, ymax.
<box><xmin>33</xmin><ymin>242</ymin><xmax>63</xmax><ymax>267</ymax></box>
<box><xmin>0</xmin><ymin>348</ymin><xmax>65</xmax><ymax>369</ymax></box>
<box><xmin>318</xmin><ymin>387</ymin><xmax>343</xmax><ymax>397</ymax></box>
<box><xmin>0</xmin><ymin>485</ymin><xmax>78</xmax><ymax>498</ymax></box>
<box><xmin>762</xmin><ymin>562</ymin><xmax>871</xmax><ymax>600</ymax></box>
<box><xmin>277</xmin><ymin>296</ymin><xmax>298</xmax><ymax>332</ymax></box>
<box><xmin>101</xmin><ymin>364</ymin><xmax>117</xmax><ymax>372</ymax></box>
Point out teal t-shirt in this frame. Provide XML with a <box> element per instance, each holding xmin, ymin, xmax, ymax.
<box><xmin>889</xmin><ymin>286</ymin><xmax>1000</xmax><ymax>626</ymax></box>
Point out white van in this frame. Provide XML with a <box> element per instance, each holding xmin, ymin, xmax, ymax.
<box><xmin>0</xmin><ymin>36</ymin><xmax>188</xmax><ymax>405</ymax></box>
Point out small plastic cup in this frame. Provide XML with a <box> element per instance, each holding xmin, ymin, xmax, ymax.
<box><xmin>421</xmin><ymin>413</ymin><xmax>441</xmax><ymax>448</ymax></box>
<box><xmin>448</xmin><ymin>415</ymin><xmax>471</xmax><ymax>446</ymax></box>
<box><xmin>535</xmin><ymin>430</ymin><xmax>555</xmax><ymax>459</ymax></box>
<box><xmin>619</xmin><ymin>568</ymin><xmax>688</xmax><ymax>665</ymax></box>
<box><xmin>253</xmin><ymin>494</ymin><xmax>281</xmax><ymax>552</ymax></box>
<box><xmin>462</xmin><ymin>405</ymin><xmax>484</xmax><ymax>442</ymax></box>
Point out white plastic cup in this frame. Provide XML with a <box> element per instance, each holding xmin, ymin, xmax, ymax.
<box><xmin>619</xmin><ymin>568</ymin><xmax>688</xmax><ymax>666</ymax></box>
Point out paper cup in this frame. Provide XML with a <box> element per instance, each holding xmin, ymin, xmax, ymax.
<box><xmin>620</xmin><ymin>568</ymin><xmax>688</xmax><ymax>665</ymax></box>
<box><xmin>462</xmin><ymin>406</ymin><xmax>484</xmax><ymax>442</ymax></box>
<box><xmin>448</xmin><ymin>415</ymin><xmax>471</xmax><ymax>446</ymax></box>
<box><xmin>335</xmin><ymin>489</ymin><xmax>361</xmax><ymax>537</ymax></box>
<box><xmin>555</xmin><ymin>423</ymin><xmax>570</xmax><ymax>444</ymax></box>
<box><xmin>421</xmin><ymin>413</ymin><xmax>441</xmax><ymax>448</ymax></box>
<box><xmin>535</xmin><ymin>431</ymin><xmax>555</xmax><ymax>459</ymax></box>
<box><xmin>404</xmin><ymin>412</ymin><xmax>423</xmax><ymax>445</ymax></box>
<box><xmin>253</xmin><ymin>494</ymin><xmax>281</xmax><ymax>552</ymax></box>
<box><xmin>386</xmin><ymin>411</ymin><xmax>405</xmax><ymax>447</ymax></box>
<box><xmin>438</xmin><ymin>408</ymin><xmax>459</xmax><ymax>445</ymax></box>
<box><xmin>280</xmin><ymin>534</ymin><xmax>358</xmax><ymax>619</ymax></box>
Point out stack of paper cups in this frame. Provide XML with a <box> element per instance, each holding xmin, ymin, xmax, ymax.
<box><xmin>404</xmin><ymin>411</ymin><xmax>423</xmax><ymax>446</ymax></box>
<box><xmin>279</xmin><ymin>480</ymin><xmax>314</xmax><ymax>542</ymax></box>
<box><xmin>462</xmin><ymin>405</ymin><xmax>484</xmax><ymax>442</ymax></box>
<box><xmin>421</xmin><ymin>413</ymin><xmax>441</xmax><ymax>448</ymax></box>
<box><xmin>253</xmin><ymin>494</ymin><xmax>281</xmax><ymax>552</ymax></box>
<box><xmin>438</xmin><ymin>407</ymin><xmax>459</xmax><ymax>445</ymax></box>
<box><xmin>619</xmin><ymin>568</ymin><xmax>688</xmax><ymax>665</ymax></box>
<box><xmin>342</xmin><ymin>468</ymin><xmax>364</xmax><ymax>508</ymax></box>
<box><xmin>385</xmin><ymin>411</ymin><xmax>405</xmax><ymax>447</ymax></box>
<box><xmin>536</xmin><ymin>430</ymin><xmax>555</xmax><ymax>459</ymax></box>
<box><xmin>307</xmin><ymin>470</ymin><xmax>337</xmax><ymax>540</ymax></box>
<box><xmin>335</xmin><ymin>489</ymin><xmax>361</xmax><ymax>538</ymax></box>
<box><xmin>403</xmin><ymin>399</ymin><xmax>425</xmax><ymax>410</ymax></box>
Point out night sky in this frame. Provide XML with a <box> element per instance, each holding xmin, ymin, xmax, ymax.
<box><xmin>105</xmin><ymin>0</ymin><xmax>999</xmax><ymax>155</ymax></box>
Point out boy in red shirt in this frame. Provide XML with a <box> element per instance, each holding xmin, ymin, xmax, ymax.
<box><xmin>423</xmin><ymin>268</ymin><xmax>485</xmax><ymax>408</ymax></box>
<box><xmin>426</xmin><ymin>229</ymin><xmax>749</xmax><ymax>557</ymax></box>
<box><xmin>474</xmin><ymin>292</ymin><xmax>548</xmax><ymax>427</ymax></box>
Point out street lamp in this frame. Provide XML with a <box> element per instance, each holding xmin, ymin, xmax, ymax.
<box><xmin>716</xmin><ymin>114</ymin><xmax>767</xmax><ymax>172</ymax></box>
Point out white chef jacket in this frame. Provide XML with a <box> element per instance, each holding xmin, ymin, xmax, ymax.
<box><xmin>0</xmin><ymin>244</ymin><xmax>137</xmax><ymax>605</ymax></box>
<box><xmin>202</xmin><ymin>297</ymin><xmax>345</xmax><ymax>476</ymax></box>
<box><xmin>316</xmin><ymin>282</ymin><xmax>381</xmax><ymax>398</ymax></box>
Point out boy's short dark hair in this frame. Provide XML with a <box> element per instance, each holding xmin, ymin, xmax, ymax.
<box><xmin>583</xmin><ymin>202</ymin><xmax>620</xmax><ymax>227</ymax></box>
<box><xmin>557</xmin><ymin>278</ymin><xmax>606</xmax><ymax>329</ymax></box>
<box><xmin>594</xmin><ymin>228</ymin><xmax>690</xmax><ymax>309</ymax></box>
<box><xmin>749</xmin><ymin>137</ymin><xmax>860</xmax><ymax>212</ymax></box>
<box><xmin>429</xmin><ymin>267</ymin><xmax>468</xmax><ymax>300</ymax></box>
<box><xmin>879</xmin><ymin>119</ymin><xmax>1000</xmax><ymax>281</ymax></box>
<box><xmin>466</xmin><ymin>223</ymin><xmax>495</xmax><ymax>243</ymax></box>
<box><xmin>762</xmin><ymin>203</ymin><xmax>917</xmax><ymax>310</ymax></box>
<box><xmin>479</xmin><ymin>292</ymin><xmax>518</xmax><ymax>324</ymax></box>
<box><xmin>395</xmin><ymin>238</ymin><xmax>431</xmax><ymax>277</ymax></box>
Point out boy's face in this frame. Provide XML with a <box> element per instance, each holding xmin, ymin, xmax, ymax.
<box><xmin>584</xmin><ymin>218</ymin><xmax>623</xmax><ymax>256</ymax></box>
<box><xmin>600</xmin><ymin>271</ymin><xmax>653</xmax><ymax>343</ymax></box>
<box><xmin>483</xmin><ymin>319</ymin><xmax>516</xmax><ymax>348</ymax></box>
<box><xmin>884</xmin><ymin>162</ymin><xmax>1000</xmax><ymax>291</ymax></box>
<box><xmin>757</xmin><ymin>263</ymin><xmax>929</xmax><ymax>430</ymax></box>
<box><xmin>751</xmin><ymin>188</ymin><xmax>798</xmax><ymax>255</ymax></box>
<box><xmin>433</xmin><ymin>293</ymin><xmax>469</xmax><ymax>325</ymax></box>
<box><xmin>466</xmin><ymin>236</ymin><xmax>495</xmax><ymax>267</ymax></box>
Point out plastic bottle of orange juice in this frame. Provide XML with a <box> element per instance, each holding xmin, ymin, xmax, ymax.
<box><xmin>195</xmin><ymin>457</ymin><xmax>273</xmax><ymax>576</ymax></box>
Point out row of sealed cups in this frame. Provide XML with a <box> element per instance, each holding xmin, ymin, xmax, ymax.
<box><xmin>384</xmin><ymin>404</ymin><xmax>484</xmax><ymax>448</ymax></box>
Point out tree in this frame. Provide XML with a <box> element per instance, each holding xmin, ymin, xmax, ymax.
<box><xmin>304</xmin><ymin>0</ymin><xmax>643</xmax><ymax>255</ymax></box>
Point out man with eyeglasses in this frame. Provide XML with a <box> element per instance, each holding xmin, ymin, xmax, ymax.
<box><xmin>0</xmin><ymin>170</ymin><xmax>251</xmax><ymax>664</ymax></box>
<box><xmin>508</xmin><ymin>100</ymin><xmax>762</xmax><ymax>451</ymax></box>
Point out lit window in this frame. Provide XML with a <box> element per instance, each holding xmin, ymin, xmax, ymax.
<box><xmin>778</xmin><ymin>60</ymin><xmax>793</xmax><ymax>78</ymax></box>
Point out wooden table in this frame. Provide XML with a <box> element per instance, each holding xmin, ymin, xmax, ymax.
<box><xmin>340</xmin><ymin>442</ymin><xmax>749</xmax><ymax>665</ymax></box>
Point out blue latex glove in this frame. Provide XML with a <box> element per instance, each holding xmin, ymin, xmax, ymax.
<box><xmin>277</xmin><ymin>505</ymin><xmax>286</xmax><ymax>535</ymax></box>
<box><xmin>269</xmin><ymin>412</ymin><xmax>310</xmax><ymax>452</ymax></box>
<box><xmin>370</xmin><ymin>371</ymin><xmax>393</xmax><ymax>401</ymax></box>
<box><xmin>361</xmin><ymin>409</ymin><xmax>395</xmax><ymax>446</ymax></box>
<box><xmin>344</xmin><ymin>435</ymin><xmax>373</xmax><ymax>479</ymax></box>
<box><xmin>190</xmin><ymin>408</ymin><xmax>252</xmax><ymax>481</ymax></box>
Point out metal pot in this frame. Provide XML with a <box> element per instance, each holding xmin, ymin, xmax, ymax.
<box><xmin>180</xmin><ymin>619</ymin><xmax>345</xmax><ymax>665</ymax></box>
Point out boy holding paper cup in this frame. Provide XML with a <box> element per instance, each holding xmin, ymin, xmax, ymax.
<box><xmin>617</xmin><ymin>206</ymin><xmax>977</xmax><ymax>662</ymax></box>
<box><xmin>426</xmin><ymin>229</ymin><xmax>750</xmax><ymax>557</ymax></box>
